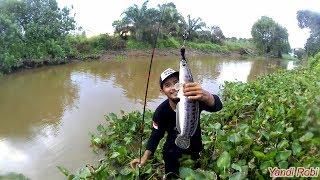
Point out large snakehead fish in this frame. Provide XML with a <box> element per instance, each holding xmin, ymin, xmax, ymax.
<box><xmin>175</xmin><ymin>48</ymin><xmax>199</xmax><ymax>149</ymax></box>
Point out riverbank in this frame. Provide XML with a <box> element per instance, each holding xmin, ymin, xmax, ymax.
<box><xmin>1</xmin><ymin>44</ymin><xmax>301</xmax><ymax>77</ymax></box>
<box><xmin>0</xmin><ymin>48</ymin><xmax>246</xmax><ymax>76</ymax></box>
<box><xmin>99</xmin><ymin>48</ymin><xmax>243</xmax><ymax>60</ymax></box>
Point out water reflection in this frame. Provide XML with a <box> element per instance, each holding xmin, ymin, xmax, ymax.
<box><xmin>0</xmin><ymin>140</ymin><xmax>28</xmax><ymax>169</ymax></box>
<box><xmin>216</xmin><ymin>61</ymin><xmax>253</xmax><ymax>84</ymax></box>
<box><xmin>287</xmin><ymin>61</ymin><xmax>297</xmax><ymax>70</ymax></box>
<box><xmin>68</xmin><ymin>57</ymin><xmax>296</xmax><ymax>105</ymax></box>
<box><xmin>0</xmin><ymin>66</ymin><xmax>79</xmax><ymax>138</ymax></box>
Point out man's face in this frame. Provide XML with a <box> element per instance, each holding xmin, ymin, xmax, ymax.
<box><xmin>160</xmin><ymin>76</ymin><xmax>179</xmax><ymax>100</ymax></box>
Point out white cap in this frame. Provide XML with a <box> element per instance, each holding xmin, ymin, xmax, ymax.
<box><xmin>159</xmin><ymin>68</ymin><xmax>179</xmax><ymax>88</ymax></box>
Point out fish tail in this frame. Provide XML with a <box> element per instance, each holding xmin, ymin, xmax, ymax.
<box><xmin>175</xmin><ymin>135</ymin><xmax>190</xmax><ymax>149</ymax></box>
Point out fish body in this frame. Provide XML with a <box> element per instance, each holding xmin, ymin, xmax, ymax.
<box><xmin>175</xmin><ymin>58</ymin><xmax>199</xmax><ymax>149</ymax></box>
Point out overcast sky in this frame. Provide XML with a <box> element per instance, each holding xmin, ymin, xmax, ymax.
<box><xmin>57</xmin><ymin>0</ymin><xmax>320</xmax><ymax>49</ymax></box>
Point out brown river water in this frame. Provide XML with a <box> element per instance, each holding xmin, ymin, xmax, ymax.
<box><xmin>0</xmin><ymin>55</ymin><xmax>297</xmax><ymax>179</ymax></box>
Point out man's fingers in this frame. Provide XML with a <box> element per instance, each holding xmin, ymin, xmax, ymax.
<box><xmin>184</xmin><ymin>90</ymin><xmax>202</xmax><ymax>96</ymax></box>
<box><xmin>131</xmin><ymin>163</ymin><xmax>139</xmax><ymax>169</ymax></box>
<box><xmin>130</xmin><ymin>162</ymin><xmax>135</xmax><ymax>169</ymax></box>
<box><xmin>184</xmin><ymin>82</ymin><xmax>198</xmax><ymax>88</ymax></box>
<box><xmin>184</xmin><ymin>86</ymin><xmax>201</xmax><ymax>93</ymax></box>
<box><xmin>182</xmin><ymin>82</ymin><xmax>204</xmax><ymax>100</ymax></box>
<box><xmin>188</xmin><ymin>95</ymin><xmax>201</xmax><ymax>100</ymax></box>
<box><xmin>130</xmin><ymin>159</ymin><xmax>139</xmax><ymax>169</ymax></box>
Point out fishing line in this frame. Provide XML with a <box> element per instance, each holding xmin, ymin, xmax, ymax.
<box><xmin>138</xmin><ymin>5</ymin><xmax>166</xmax><ymax>178</ymax></box>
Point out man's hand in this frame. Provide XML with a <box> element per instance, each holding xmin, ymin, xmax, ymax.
<box><xmin>130</xmin><ymin>158</ymin><xmax>145</xmax><ymax>169</ymax></box>
<box><xmin>183</xmin><ymin>82</ymin><xmax>215</xmax><ymax>106</ymax></box>
<box><xmin>130</xmin><ymin>150</ymin><xmax>151</xmax><ymax>169</ymax></box>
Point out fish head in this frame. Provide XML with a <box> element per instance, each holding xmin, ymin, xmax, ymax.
<box><xmin>181</xmin><ymin>58</ymin><xmax>187</xmax><ymax>66</ymax></box>
<box><xmin>179</xmin><ymin>59</ymin><xmax>193</xmax><ymax>83</ymax></box>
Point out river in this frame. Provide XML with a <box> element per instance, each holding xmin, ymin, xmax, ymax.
<box><xmin>0</xmin><ymin>55</ymin><xmax>297</xmax><ymax>179</ymax></box>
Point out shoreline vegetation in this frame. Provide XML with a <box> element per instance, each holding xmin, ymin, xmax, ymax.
<box><xmin>0</xmin><ymin>35</ymin><xmax>261</xmax><ymax>76</ymax></box>
<box><xmin>2</xmin><ymin>0</ymin><xmax>308</xmax><ymax>76</ymax></box>
<box><xmin>0</xmin><ymin>34</ymin><xmax>299</xmax><ymax>76</ymax></box>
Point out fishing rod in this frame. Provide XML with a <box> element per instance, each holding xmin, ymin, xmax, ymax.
<box><xmin>138</xmin><ymin>6</ymin><xmax>166</xmax><ymax>178</ymax></box>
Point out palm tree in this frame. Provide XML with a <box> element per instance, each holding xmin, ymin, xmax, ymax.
<box><xmin>185</xmin><ymin>15</ymin><xmax>206</xmax><ymax>40</ymax></box>
<box><xmin>157</xmin><ymin>2</ymin><xmax>184</xmax><ymax>38</ymax></box>
<box><xmin>120</xmin><ymin>1</ymin><xmax>158</xmax><ymax>42</ymax></box>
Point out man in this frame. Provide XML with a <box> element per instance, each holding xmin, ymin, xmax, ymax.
<box><xmin>130</xmin><ymin>68</ymin><xmax>223</xmax><ymax>178</ymax></box>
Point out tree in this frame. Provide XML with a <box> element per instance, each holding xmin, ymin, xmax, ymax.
<box><xmin>184</xmin><ymin>15</ymin><xmax>206</xmax><ymax>40</ymax></box>
<box><xmin>297</xmin><ymin>10</ymin><xmax>320</xmax><ymax>56</ymax></box>
<box><xmin>112</xmin><ymin>20</ymin><xmax>134</xmax><ymax>40</ymax></box>
<box><xmin>293</xmin><ymin>48</ymin><xmax>305</xmax><ymax>60</ymax></box>
<box><xmin>0</xmin><ymin>14</ymin><xmax>24</xmax><ymax>72</ymax></box>
<box><xmin>22</xmin><ymin>0</ymin><xmax>76</xmax><ymax>58</ymax></box>
<box><xmin>208</xmin><ymin>25</ymin><xmax>225</xmax><ymax>44</ymax></box>
<box><xmin>113</xmin><ymin>1</ymin><xmax>160</xmax><ymax>43</ymax></box>
<box><xmin>112</xmin><ymin>1</ymin><xmax>224</xmax><ymax>45</ymax></box>
<box><xmin>251</xmin><ymin>16</ymin><xmax>290</xmax><ymax>58</ymax></box>
<box><xmin>271</xmin><ymin>25</ymin><xmax>290</xmax><ymax>58</ymax></box>
<box><xmin>0</xmin><ymin>0</ymin><xmax>76</xmax><ymax>73</ymax></box>
<box><xmin>157</xmin><ymin>2</ymin><xmax>184</xmax><ymax>39</ymax></box>
<box><xmin>197</xmin><ymin>25</ymin><xmax>225</xmax><ymax>45</ymax></box>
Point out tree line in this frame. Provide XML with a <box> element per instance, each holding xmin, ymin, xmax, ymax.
<box><xmin>112</xmin><ymin>1</ymin><xmax>225</xmax><ymax>45</ymax></box>
<box><xmin>0</xmin><ymin>0</ymin><xmax>76</xmax><ymax>73</ymax></box>
<box><xmin>0</xmin><ymin>0</ymin><xmax>319</xmax><ymax>74</ymax></box>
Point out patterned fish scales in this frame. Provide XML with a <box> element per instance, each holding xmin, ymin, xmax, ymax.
<box><xmin>175</xmin><ymin>58</ymin><xmax>199</xmax><ymax>149</ymax></box>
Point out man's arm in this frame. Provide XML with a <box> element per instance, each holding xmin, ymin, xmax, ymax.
<box><xmin>200</xmin><ymin>93</ymin><xmax>223</xmax><ymax>112</ymax></box>
<box><xmin>130</xmin><ymin>119</ymin><xmax>165</xmax><ymax>168</ymax></box>
<box><xmin>130</xmin><ymin>150</ymin><xmax>152</xmax><ymax>168</ymax></box>
<box><xmin>145</xmin><ymin>123</ymin><xmax>165</xmax><ymax>153</ymax></box>
<box><xmin>199</xmin><ymin>89</ymin><xmax>215</xmax><ymax>107</ymax></box>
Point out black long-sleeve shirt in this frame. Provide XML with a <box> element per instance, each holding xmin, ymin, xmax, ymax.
<box><xmin>146</xmin><ymin>94</ymin><xmax>223</xmax><ymax>154</ymax></box>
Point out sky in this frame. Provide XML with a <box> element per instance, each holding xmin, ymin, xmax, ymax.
<box><xmin>57</xmin><ymin>0</ymin><xmax>320</xmax><ymax>49</ymax></box>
